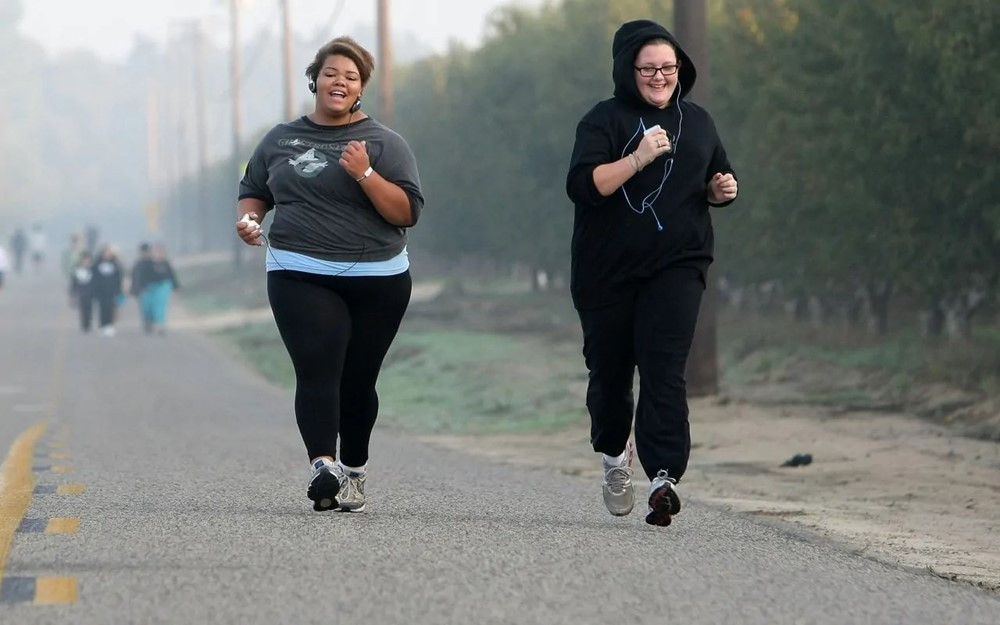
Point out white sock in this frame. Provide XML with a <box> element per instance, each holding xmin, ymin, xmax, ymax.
<box><xmin>603</xmin><ymin>451</ymin><xmax>626</xmax><ymax>466</ymax></box>
<box><xmin>311</xmin><ymin>457</ymin><xmax>334</xmax><ymax>470</ymax></box>
<box><xmin>340</xmin><ymin>462</ymin><xmax>366</xmax><ymax>476</ymax></box>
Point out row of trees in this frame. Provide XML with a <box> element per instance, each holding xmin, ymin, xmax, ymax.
<box><xmin>382</xmin><ymin>0</ymin><xmax>998</xmax><ymax>338</ymax></box>
<box><xmin>710</xmin><ymin>0</ymin><xmax>999</xmax><ymax>337</ymax></box>
<box><xmin>9</xmin><ymin>0</ymin><xmax>993</xmax><ymax>338</ymax></box>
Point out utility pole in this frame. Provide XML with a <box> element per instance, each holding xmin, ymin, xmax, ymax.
<box><xmin>192</xmin><ymin>21</ymin><xmax>210</xmax><ymax>252</ymax></box>
<box><xmin>281</xmin><ymin>0</ymin><xmax>296</xmax><ymax>120</ymax></box>
<box><xmin>376</xmin><ymin>0</ymin><xmax>393</xmax><ymax>123</ymax></box>
<box><xmin>145</xmin><ymin>82</ymin><xmax>161</xmax><ymax>236</ymax></box>
<box><xmin>674</xmin><ymin>0</ymin><xmax>719</xmax><ymax>396</ymax></box>
<box><xmin>167</xmin><ymin>26</ymin><xmax>189</xmax><ymax>252</ymax></box>
<box><xmin>231</xmin><ymin>0</ymin><xmax>245</xmax><ymax>267</ymax></box>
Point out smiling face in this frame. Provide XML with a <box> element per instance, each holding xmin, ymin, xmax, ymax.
<box><xmin>634</xmin><ymin>42</ymin><xmax>680</xmax><ymax>109</ymax></box>
<box><xmin>314</xmin><ymin>54</ymin><xmax>363</xmax><ymax>118</ymax></box>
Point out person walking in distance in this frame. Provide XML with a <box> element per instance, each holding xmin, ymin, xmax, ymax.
<box><xmin>92</xmin><ymin>244</ymin><xmax>124</xmax><ymax>336</ymax></box>
<box><xmin>69</xmin><ymin>251</ymin><xmax>97</xmax><ymax>333</ymax></box>
<box><xmin>27</xmin><ymin>223</ymin><xmax>47</xmax><ymax>274</ymax></box>
<box><xmin>131</xmin><ymin>243</ymin><xmax>179</xmax><ymax>335</ymax></box>
<box><xmin>0</xmin><ymin>242</ymin><xmax>9</xmax><ymax>293</ymax></box>
<box><xmin>9</xmin><ymin>228</ymin><xmax>26</xmax><ymax>275</ymax></box>
<box><xmin>130</xmin><ymin>243</ymin><xmax>154</xmax><ymax>332</ymax></box>
<box><xmin>565</xmin><ymin>20</ymin><xmax>738</xmax><ymax>526</ymax></box>
<box><xmin>236</xmin><ymin>36</ymin><xmax>424</xmax><ymax>513</ymax></box>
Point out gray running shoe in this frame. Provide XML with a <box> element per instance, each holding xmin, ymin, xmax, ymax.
<box><xmin>645</xmin><ymin>469</ymin><xmax>681</xmax><ymax>526</ymax></box>
<box><xmin>602</xmin><ymin>441</ymin><xmax>635</xmax><ymax>516</ymax></box>
<box><xmin>337</xmin><ymin>467</ymin><xmax>367</xmax><ymax>513</ymax></box>
<box><xmin>307</xmin><ymin>461</ymin><xmax>344</xmax><ymax>512</ymax></box>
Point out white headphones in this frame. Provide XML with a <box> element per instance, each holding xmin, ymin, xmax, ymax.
<box><xmin>621</xmin><ymin>83</ymin><xmax>684</xmax><ymax>232</ymax></box>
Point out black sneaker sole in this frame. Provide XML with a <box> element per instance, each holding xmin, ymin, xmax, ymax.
<box><xmin>645</xmin><ymin>483</ymin><xmax>681</xmax><ymax>527</ymax></box>
<box><xmin>307</xmin><ymin>468</ymin><xmax>341</xmax><ymax>512</ymax></box>
<box><xmin>336</xmin><ymin>504</ymin><xmax>366</xmax><ymax>513</ymax></box>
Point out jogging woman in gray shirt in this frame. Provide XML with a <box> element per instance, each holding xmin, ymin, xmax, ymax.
<box><xmin>236</xmin><ymin>36</ymin><xmax>424</xmax><ymax>513</ymax></box>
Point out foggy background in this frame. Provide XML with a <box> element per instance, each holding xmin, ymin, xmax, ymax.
<box><xmin>3</xmin><ymin>0</ymin><xmax>999</xmax><ymax>394</ymax></box>
<box><xmin>2</xmin><ymin>0</ymin><xmax>1000</xmax><ymax>602</ymax></box>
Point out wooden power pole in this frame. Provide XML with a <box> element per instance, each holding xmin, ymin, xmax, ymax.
<box><xmin>145</xmin><ymin>83</ymin><xmax>161</xmax><ymax>236</ymax></box>
<box><xmin>282</xmin><ymin>0</ymin><xmax>296</xmax><ymax>120</ymax></box>
<box><xmin>674</xmin><ymin>0</ymin><xmax>719</xmax><ymax>397</ymax></box>
<box><xmin>231</xmin><ymin>0</ymin><xmax>245</xmax><ymax>267</ymax></box>
<box><xmin>376</xmin><ymin>0</ymin><xmax>393</xmax><ymax>123</ymax></box>
<box><xmin>193</xmin><ymin>22</ymin><xmax>210</xmax><ymax>252</ymax></box>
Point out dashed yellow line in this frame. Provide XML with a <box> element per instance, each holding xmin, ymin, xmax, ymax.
<box><xmin>51</xmin><ymin>465</ymin><xmax>74</xmax><ymax>474</ymax></box>
<box><xmin>56</xmin><ymin>484</ymin><xmax>85</xmax><ymax>495</ymax></box>
<box><xmin>45</xmin><ymin>518</ymin><xmax>80</xmax><ymax>534</ymax></box>
<box><xmin>0</xmin><ymin>323</ymin><xmax>79</xmax><ymax>606</ymax></box>
<box><xmin>34</xmin><ymin>577</ymin><xmax>77</xmax><ymax>605</ymax></box>
<box><xmin>0</xmin><ymin>423</ymin><xmax>48</xmax><ymax>580</ymax></box>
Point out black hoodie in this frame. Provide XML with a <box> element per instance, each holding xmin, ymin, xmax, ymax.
<box><xmin>566</xmin><ymin>20</ymin><xmax>736</xmax><ymax>310</ymax></box>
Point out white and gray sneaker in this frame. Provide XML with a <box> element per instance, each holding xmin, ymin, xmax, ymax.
<box><xmin>602</xmin><ymin>441</ymin><xmax>635</xmax><ymax>516</ymax></box>
<box><xmin>336</xmin><ymin>466</ymin><xmax>367</xmax><ymax>513</ymax></box>
<box><xmin>645</xmin><ymin>469</ymin><xmax>681</xmax><ymax>526</ymax></box>
<box><xmin>307</xmin><ymin>460</ymin><xmax>344</xmax><ymax>512</ymax></box>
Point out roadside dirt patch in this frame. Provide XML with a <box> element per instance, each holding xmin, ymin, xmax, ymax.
<box><xmin>422</xmin><ymin>398</ymin><xmax>1000</xmax><ymax>592</ymax></box>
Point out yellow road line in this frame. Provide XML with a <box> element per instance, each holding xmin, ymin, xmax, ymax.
<box><xmin>0</xmin><ymin>423</ymin><xmax>48</xmax><ymax>580</ymax></box>
<box><xmin>45</xmin><ymin>518</ymin><xmax>80</xmax><ymax>534</ymax></box>
<box><xmin>51</xmin><ymin>466</ymin><xmax>74</xmax><ymax>474</ymax></box>
<box><xmin>56</xmin><ymin>484</ymin><xmax>85</xmax><ymax>495</ymax></box>
<box><xmin>34</xmin><ymin>576</ymin><xmax>77</xmax><ymax>604</ymax></box>
<box><xmin>49</xmin><ymin>452</ymin><xmax>70</xmax><ymax>461</ymax></box>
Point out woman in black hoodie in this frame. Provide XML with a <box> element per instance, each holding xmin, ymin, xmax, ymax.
<box><xmin>566</xmin><ymin>19</ymin><xmax>738</xmax><ymax>527</ymax></box>
<box><xmin>92</xmin><ymin>244</ymin><xmax>124</xmax><ymax>336</ymax></box>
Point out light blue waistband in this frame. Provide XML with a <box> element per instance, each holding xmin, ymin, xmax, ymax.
<box><xmin>265</xmin><ymin>247</ymin><xmax>409</xmax><ymax>277</ymax></box>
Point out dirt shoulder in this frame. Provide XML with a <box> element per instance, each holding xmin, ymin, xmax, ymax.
<box><xmin>423</xmin><ymin>397</ymin><xmax>1000</xmax><ymax>592</ymax></box>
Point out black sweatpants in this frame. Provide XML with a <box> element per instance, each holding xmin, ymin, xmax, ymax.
<box><xmin>267</xmin><ymin>270</ymin><xmax>411</xmax><ymax>467</ymax></box>
<box><xmin>97</xmin><ymin>293</ymin><xmax>117</xmax><ymax>328</ymax></box>
<box><xmin>577</xmin><ymin>266</ymin><xmax>704</xmax><ymax>482</ymax></box>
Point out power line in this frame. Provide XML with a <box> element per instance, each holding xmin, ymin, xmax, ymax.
<box><xmin>211</xmin><ymin>2</ymin><xmax>281</xmax><ymax>101</ymax></box>
<box><xmin>211</xmin><ymin>0</ymin><xmax>348</xmax><ymax>103</ymax></box>
<box><xmin>309</xmin><ymin>0</ymin><xmax>349</xmax><ymax>47</ymax></box>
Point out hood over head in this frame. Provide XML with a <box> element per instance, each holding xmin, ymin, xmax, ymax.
<box><xmin>612</xmin><ymin>19</ymin><xmax>696</xmax><ymax>109</ymax></box>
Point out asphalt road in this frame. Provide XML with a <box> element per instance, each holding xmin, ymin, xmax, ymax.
<box><xmin>0</xmin><ymin>267</ymin><xmax>997</xmax><ymax>624</ymax></box>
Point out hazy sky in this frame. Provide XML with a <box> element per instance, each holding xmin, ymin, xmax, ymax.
<box><xmin>19</xmin><ymin>0</ymin><xmax>545</xmax><ymax>62</ymax></box>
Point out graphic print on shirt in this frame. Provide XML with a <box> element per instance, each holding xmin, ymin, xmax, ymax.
<box><xmin>287</xmin><ymin>147</ymin><xmax>329</xmax><ymax>178</ymax></box>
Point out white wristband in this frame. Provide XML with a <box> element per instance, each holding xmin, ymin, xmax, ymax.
<box><xmin>355</xmin><ymin>166</ymin><xmax>374</xmax><ymax>182</ymax></box>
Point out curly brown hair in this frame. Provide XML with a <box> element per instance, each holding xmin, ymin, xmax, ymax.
<box><xmin>304</xmin><ymin>36</ymin><xmax>376</xmax><ymax>86</ymax></box>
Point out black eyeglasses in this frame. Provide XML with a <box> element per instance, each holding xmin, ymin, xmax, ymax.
<box><xmin>635</xmin><ymin>64</ymin><xmax>681</xmax><ymax>77</ymax></box>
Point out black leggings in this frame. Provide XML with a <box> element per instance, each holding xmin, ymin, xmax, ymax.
<box><xmin>577</xmin><ymin>266</ymin><xmax>704</xmax><ymax>482</ymax></box>
<box><xmin>78</xmin><ymin>293</ymin><xmax>96</xmax><ymax>331</ymax></box>
<box><xmin>267</xmin><ymin>270</ymin><xmax>412</xmax><ymax>466</ymax></box>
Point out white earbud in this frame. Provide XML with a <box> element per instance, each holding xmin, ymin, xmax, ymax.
<box><xmin>240</xmin><ymin>213</ymin><xmax>260</xmax><ymax>231</ymax></box>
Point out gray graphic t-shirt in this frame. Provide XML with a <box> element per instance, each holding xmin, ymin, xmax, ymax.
<box><xmin>238</xmin><ymin>116</ymin><xmax>423</xmax><ymax>262</ymax></box>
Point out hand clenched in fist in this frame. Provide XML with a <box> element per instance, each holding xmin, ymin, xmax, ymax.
<box><xmin>708</xmin><ymin>172</ymin><xmax>738</xmax><ymax>204</ymax></box>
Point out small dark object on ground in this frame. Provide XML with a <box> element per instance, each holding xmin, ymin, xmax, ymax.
<box><xmin>781</xmin><ymin>453</ymin><xmax>813</xmax><ymax>467</ymax></box>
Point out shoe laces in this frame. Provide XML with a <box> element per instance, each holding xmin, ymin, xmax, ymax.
<box><xmin>604</xmin><ymin>464</ymin><xmax>633</xmax><ymax>495</ymax></box>
<box><xmin>347</xmin><ymin>474</ymin><xmax>364</xmax><ymax>495</ymax></box>
<box><xmin>654</xmin><ymin>469</ymin><xmax>677</xmax><ymax>486</ymax></box>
